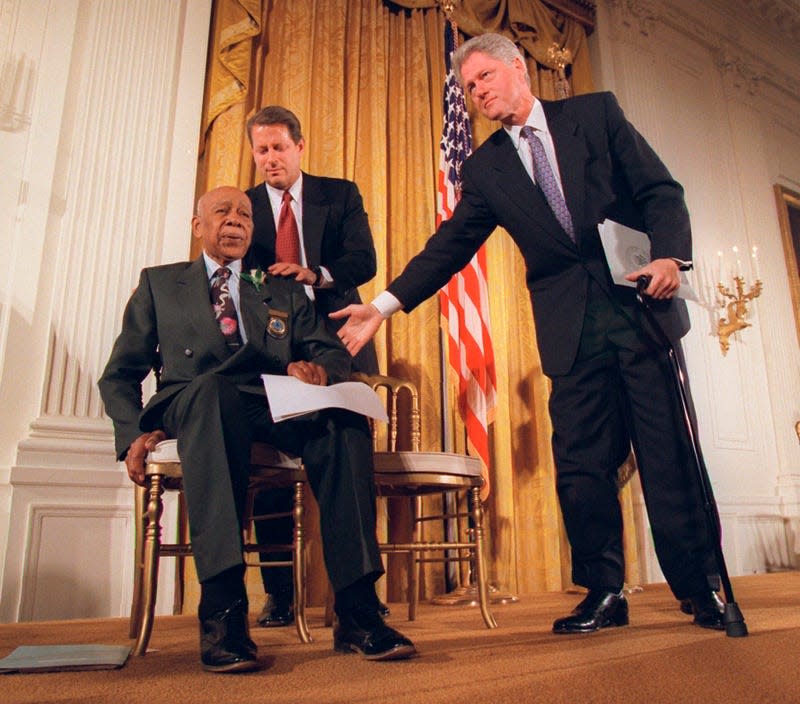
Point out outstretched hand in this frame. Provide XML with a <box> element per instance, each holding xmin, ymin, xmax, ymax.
<box><xmin>625</xmin><ymin>257</ymin><xmax>681</xmax><ymax>299</ymax></box>
<box><xmin>329</xmin><ymin>303</ymin><xmax>385</xmax><ymax>357</ymax></box>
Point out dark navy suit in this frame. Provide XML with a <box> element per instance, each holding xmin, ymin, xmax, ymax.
<box><xmin>387</xmin><ymin>92</ymin><xmax>714</xmax><ymax>598</ymax></box>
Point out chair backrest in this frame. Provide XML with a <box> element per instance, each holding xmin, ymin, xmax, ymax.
<box><xmin>352</xmin><ymin>373</ymin><xmax>420</xmax><ymax>452</ymax></box>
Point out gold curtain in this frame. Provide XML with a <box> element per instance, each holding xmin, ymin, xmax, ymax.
<box><xmin>195</xmin><ymin>0</ymin><xmax>642</xmax><ymax>605</ymax></box>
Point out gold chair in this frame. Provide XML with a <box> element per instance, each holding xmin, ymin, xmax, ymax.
<box><xmin>129</xmin><ymin>439</ymin><xmax>310</xmax><ymax>655</ymax></box>
<box><xmin>357</xmin><ymin>373</ymin><xmax>497</xmax><ymax>630</ymax></box>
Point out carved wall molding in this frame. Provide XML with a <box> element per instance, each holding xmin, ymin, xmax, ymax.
<box><xmin>714</xmin><ymin>47</ymin><xmax>766</xmax><ymax>99</ymax></box>
<box><xmin>727</xmin><ymin>0</ymin><xmax>800</xmax><ymax>46</ymax></box>
<box><xmin>605</xmin><ymin>0</ymin><xmax>800</xmax><ymax>107</ymax></box>
<box><xmin>606</xmin><ymin>0</ymin><xmax>661</xmax><ymax>38</ymax></box>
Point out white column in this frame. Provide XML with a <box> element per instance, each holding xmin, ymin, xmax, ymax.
<box><xmin>0</xmin><ymin>0</ymin><xmax>211</xmax><ymax>621</ymax></box>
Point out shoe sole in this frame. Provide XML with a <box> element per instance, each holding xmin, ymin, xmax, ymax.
<box><xmin>257</xmin><ymin>620</ymin><xmax>294</xmax><ymax>628</ymax></box>
<box><xmin>693</xmin><ymin>619</ymin><xmax>725</xmax><ymax>630</ymax></box>
<box><xmin>552</xmin><ymin>614</ymin><xmax>630</xmax><ymax>634</ymax></box>
<box><xmin>202</xmin><ymin>658</ymin><xmax>260</xmax><ymax>673</ymax></box>
<box><xmin>334</xmin><ymin>641</ymin><xmax>417</xmax><ymax>661</ymax></box>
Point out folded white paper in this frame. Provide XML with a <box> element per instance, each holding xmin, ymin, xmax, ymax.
<box><xmin>262</xmin><ymin>374</ymin><xmax>389</xmax><ymax>423</ymax></box>
<box><xmin>598</xmin><ymin>219</ymin><xmax>697</xmax><ymax>301</ymax></box>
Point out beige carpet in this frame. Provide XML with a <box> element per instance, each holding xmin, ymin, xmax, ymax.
<box><xmin>1</xmin><ymin>572</ymin><xmax>797</xmax><ymax>704</ymax></box>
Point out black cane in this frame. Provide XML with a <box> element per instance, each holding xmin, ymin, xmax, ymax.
<box><xmin>635</xmin><ymin>276</ymin><xmax>748</xmax><ymax>637</ymax></box>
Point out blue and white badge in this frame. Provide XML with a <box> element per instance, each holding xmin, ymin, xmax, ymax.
<box><xmin>266</xmin><ymin>309</ymin><xmax>289</xmax><ymax>339</ymax></box>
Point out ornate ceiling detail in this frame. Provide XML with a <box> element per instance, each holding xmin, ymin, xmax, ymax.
<box><xmin>728</xmin><ymin>0</ymin><xmax>800</xmax><ymax>45</ymax></box>
<box><xmin>606</xmin><ymin>1</ymin><xmax>800</xmax><ymax>103</ymax></box>
<box><xmin>715</xmin><ymin>48</ymin><xmax>765</xmax><ymax>98</ymax></box>
<box><xmin>606</xmin><ymin>0</ymin><xmax>661</xmax><ymax>37</ymax></box>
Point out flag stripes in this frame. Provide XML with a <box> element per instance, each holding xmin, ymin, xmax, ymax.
<box><xmin>437</xmin><ymin>20</ymin><xmax>496</xmax><ymax>495</ymax></box>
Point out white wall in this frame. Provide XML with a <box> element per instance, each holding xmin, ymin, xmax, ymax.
<box><xmin>592</xmin><ymin>0</ymin><xmax>800</xmax><ymax>584</ymax></box>
<box><xmin>0</xmin><ymin>0</ymin><xmax>211</xmax><ymax>621</ymax></box>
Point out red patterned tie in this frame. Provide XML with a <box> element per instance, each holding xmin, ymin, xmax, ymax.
<box><xmin>275</xmin><ymin>190</ymin><xmax>300</xmax><ymax>263</ymax></box>
<box><xmin>210</xmin><ymin>267</ymin><xmax>242</xmax><ymax>351</ymax></box>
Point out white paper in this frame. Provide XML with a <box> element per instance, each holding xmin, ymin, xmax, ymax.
<box><xmin>262</xmin><ymin>374</ymin><xmax>389</xmax><ymax>423</ymax></box>
<box><xmin>598</xmin><ymin>219</ymin><xmax>697</xmax><ymax>301</ymax></box>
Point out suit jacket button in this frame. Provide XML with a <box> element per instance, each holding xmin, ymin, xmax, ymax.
<box><xmin>184</xmin><ymin>348</ymin><xmax>193</xmax><ymax>357</ymax></box>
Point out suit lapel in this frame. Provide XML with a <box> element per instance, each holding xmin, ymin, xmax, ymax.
<box><xmin>239</xmin><ymin>275</ymin><xmax>271</xmax><ymax>351</ymax></box>
<box><xmin>177</xmin><ymin>258</ymin><xmax>231</xmax><ymax>363</ymax></box>
<box><xmin>251</xmin><ymin>183</ymin><xmax>278</xmax><ymax>258</ymax></box>
<box><xmin>489</xmin><ymin>129</ymin><xmax>576</xmax><ymax>251</ymax></box>
<box><xmin>543</xmin><ymin>101</ymin><xmax>588</xmax><ymax>236</ymax></box>
<box><xmin>300</xmin><ymin>173</ymin><xmax>326</xmax><ymax>266</ymax></box>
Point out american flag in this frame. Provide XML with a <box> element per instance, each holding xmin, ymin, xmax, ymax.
<box><xmin>437</xmin><ymin>21</ymin><xmax>496</xmax><ymax>496</ymax></box>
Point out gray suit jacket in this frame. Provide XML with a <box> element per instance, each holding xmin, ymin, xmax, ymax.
<box><xmin>99</xmin><ymin>257</ymin><xmax>352</xmax><ymax>459</ymax></box>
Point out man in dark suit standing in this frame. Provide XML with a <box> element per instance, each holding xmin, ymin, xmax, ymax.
<box><xmin>99</xmin><ymin>186</ymin><xmax>415</xmax><ymax>672</ymax></box>
<box><xmin>333</xmin><ymin>33</ymin><xmax>724</xmax><ymax>634</ymax></box>
<box><xmin>245</xmin><ymin>105</ymin><xmax>378</xmax><ymax>374</ymax></box>
<box><xmin>244</xmin><ymin>105</ymin><xmax>381</xmax><ymax>627</ymax></box>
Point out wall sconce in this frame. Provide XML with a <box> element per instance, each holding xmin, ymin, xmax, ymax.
<box><xmin>716</xmin><ymin>245</ymin><xmax>763</xmax><ymax>355</ymax></box>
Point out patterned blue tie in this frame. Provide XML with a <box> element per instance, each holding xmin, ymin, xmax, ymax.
<box><xmin>521</xmin><ymin>125</ymin><xmax>575</xmax><ymax>242</ymax></box>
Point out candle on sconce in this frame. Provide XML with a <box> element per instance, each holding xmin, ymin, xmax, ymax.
<box><xmin>732</xmin><ymin>245</ymin><xmax>742</xmax><ymax>278</ymax></box>
<box><xmin>717</xmin><ymin>250</ymin><xmax>724</xmax><ymax>285</ymax></box>
<box><xmin>751</xmin><ymin>245</ymin><xmax>760</xmax><ymax>280</ymax></box>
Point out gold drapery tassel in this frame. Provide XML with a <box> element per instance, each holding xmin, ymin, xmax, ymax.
<box><xmin>546</xmin><ymin>43</ymin><xmax>573</xmax><ymax>99</ymax></box>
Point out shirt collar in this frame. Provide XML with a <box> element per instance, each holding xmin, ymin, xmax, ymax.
<box><xmin>202</xmin><ymin>251</ymin><xmax>242</xmax><ymax>280</ymax></box>
<box><xmin>265</xmin><ymin>172</ymin><xmax>303</xmax><ymax>204</ymax></box>
<box><xmin>505</xmin><ymin>98</ymin><xmax>548</xmax><ymax>149</ymax></box>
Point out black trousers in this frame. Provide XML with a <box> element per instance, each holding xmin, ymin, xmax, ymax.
<box><xmin>160</xmin><ymin>373</ymin><xmax>383</xmax><ymax>591</ymax></box>
<box><xmin>252</xmin><ymin>349</ymin><xmax>380</xmax><ymax>598</ymax></box>
<box><xmin>548</xmin><ymin>281</ymin><xmax>716</xmax><ymax>599</ymax></box>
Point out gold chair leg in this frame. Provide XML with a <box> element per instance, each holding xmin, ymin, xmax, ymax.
<box><xmin>134</xmin><ymin>474</ymin><xmax>165</xmax><ymax>655</ymax></box>
<box><xmin>172</xmin><ymin>493</ymin><xmax>188</xmax><ymax>615</ymax></box>
<box><xmin>470</xmin><ymin>486</ymin><xmax>497</xmax><ymax>629</ymax></box>
<box><xmin>292</xmin><ymin>480</ymin><xmax>312</xmax><ymax>643</ymax></box>
<box><xmin>408</xmin><ymin>495</ymin><xmax>423</xmax><ymax>622</ymax></box>
<box><xmin>129</xmin><ymin>483</ymin><xmax>146</xmax><ymax>639</ymax></box>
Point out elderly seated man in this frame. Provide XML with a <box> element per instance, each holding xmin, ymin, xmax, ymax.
<box><xmin>99</xmin><ymin>186</ymin><xmax>415</xmax><ymax>673</ymax></box>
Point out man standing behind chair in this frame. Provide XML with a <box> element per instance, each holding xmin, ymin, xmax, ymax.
<box><xmin>245</xmin><ymin>105</ymin><xmax>380</xmax><ymax>627</ymax></box>
<box><xmin>99</xmin><ymin>186</ymin><xmax>415</xmax><ymax>673</ymax></box>
<box><xmin>332</xmin><ymin>33</ymin><xmax>725</xmax><ymax>634</ymax></box>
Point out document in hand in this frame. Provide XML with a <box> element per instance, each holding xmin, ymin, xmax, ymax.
<box><xmin>261</xmin><ymin>374</ymin><xmax>389</xmax><ymax>423</ymax></box>
<box><xmin>598</xmin><ymin>219</ymin><xmax>697</xmax><ymax>301</ymax></box>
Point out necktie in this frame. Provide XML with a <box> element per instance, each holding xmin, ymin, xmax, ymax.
<box><xmin>521</xmin><ymin>125</ymin><xmax>575</xmax><ymax>242</ymax></box>
<box><xmin>210</xmin><ymin>267</ymin><xmax>242</xmax><ymax>351</ymax></box>
<box><xmin>275</xmin><ymin>190</ymin><xmax>301</xmax><ymax>263</ymax></box>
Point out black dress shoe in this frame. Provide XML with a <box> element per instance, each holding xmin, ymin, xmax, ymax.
<box><xmin>200</xmin><ymin>598</ymin><xmax>259</xmax><ymax>673</ymax></box>
<box><xmin>256</xmin><ymin>593</ymin><xmax>294</xmax><ymax>628</ymax></box>
<box><xmin>377</xmin><ymin>600</ymin><xmax>390</xmax><ymax>618</ymax></box>
<box><xmin>684</xmin><ymin>590</ymin><xmax>725</xmax><ymax>630</ymax></box>
<box><xmin>552</xmin><ymin>590</ymin><xmax>629</xmax><ymax>634</ymax></box>
<box><xmin>334</xmin><ymin>605</ymin><xmax>417</xmax><ymax>661</ymax></box>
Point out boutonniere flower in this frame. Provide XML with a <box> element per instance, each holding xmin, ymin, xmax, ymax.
<box><xmin>241</xmin><ymin>268</ymin><xmax>267</xmax><ymax>291</ymax></box>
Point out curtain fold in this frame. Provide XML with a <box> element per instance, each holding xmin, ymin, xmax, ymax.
<box><xmin>194</xmin><ymin>0</ymin><xmax>641</xmax><ymax>606</ymax></box>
